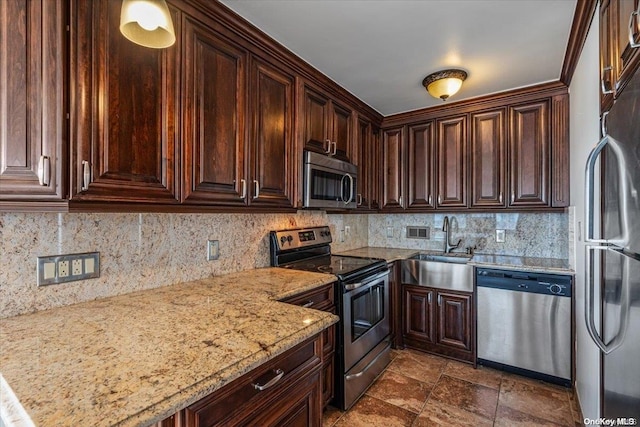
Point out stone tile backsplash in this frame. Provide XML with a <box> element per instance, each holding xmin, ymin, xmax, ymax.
<box><xmin>368</xmin><ymin>212</ymin><xmax>568</xmax><ymax>259</ymax></box>
<box><xmin>0</xmin><ymin>211</ymin><xmax>367</xmax><ymax>318</ymax></box>
<box><xmin>1</xmin><ymin>210</ymin><xmax>566</xmax><ymax>318</ymax></box>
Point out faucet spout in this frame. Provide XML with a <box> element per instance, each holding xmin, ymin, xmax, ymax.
<box><xmin>442</xmin><ymin>215</ymin><xmax>461</xmax><ymax>253</ymax></box>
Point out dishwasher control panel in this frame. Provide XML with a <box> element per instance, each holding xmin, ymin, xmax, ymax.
<box><xmin>476</xmin><ymin>268</ymin><xmax>572</xmax><ymax>297</ymax></box>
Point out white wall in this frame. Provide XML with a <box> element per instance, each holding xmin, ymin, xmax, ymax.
<box><xmin>569</xmin><ymin>9</ymin><xmax>601</xmax><ymax>420</ymax></box>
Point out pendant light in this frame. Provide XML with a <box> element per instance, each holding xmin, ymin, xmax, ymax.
<box><xmin>422</xmin><ymin>69</ymin><xmax>468</xmax><ymax>101</ymax></box>
<box><xmin>120</xmin><ymin>0</ymin><xmax>176</xmax><ymax>49</ymax></box>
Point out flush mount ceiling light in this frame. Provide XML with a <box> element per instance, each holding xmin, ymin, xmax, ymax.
<box><xmin>422</xmin><ymin>69</ymin><xmax>468</xmax><ymax>101</ymax></box>
<box><xmin>120</xmin><ymin>0</ymin><xmax>176</xmax><ymax>49</ymax></box>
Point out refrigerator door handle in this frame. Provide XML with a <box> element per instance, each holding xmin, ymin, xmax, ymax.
<box><xmin>584</xmin><ymin>134</ymin><xmax>630</xmax><ymax>246</ymax></box>
<box><xmin>585</xmin><ymin>245</ymin><xmax>630</xmax><ymax>354</ymax></box>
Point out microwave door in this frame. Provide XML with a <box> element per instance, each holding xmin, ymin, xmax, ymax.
<box><xmin>305</xmin><ymin>163</ymin><xmax>344</xmax><ymax>208</ymax></box>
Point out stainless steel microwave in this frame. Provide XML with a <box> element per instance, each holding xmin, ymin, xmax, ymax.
<box><xmin>303</xmin><ymin>150</ymin><xmax>357</xmax><ymax>209</ymax></box>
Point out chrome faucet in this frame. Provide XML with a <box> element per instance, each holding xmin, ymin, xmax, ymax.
<box><xmin>442</xmin><ymin>216</ymin><xmax>462</xmax><ymax>253</ymax></box>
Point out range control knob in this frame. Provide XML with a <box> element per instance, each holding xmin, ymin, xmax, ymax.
<box><xmin>549</xmin><ymin>284</ymin><xmax>562</xmax><ymax>294</ymax></box>
<box><xmin>280</xmin><ymin>236</ymin><xmax>287</xmax><ymax>245</ymax></box>
<box><xmin>287</xmin><ymin>235</ymin><xmax>293</xmax><ymax>243</ymax></box>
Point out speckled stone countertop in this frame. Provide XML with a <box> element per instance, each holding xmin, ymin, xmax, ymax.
<box><xmin>336</xmin><ymin>247</ymin><xmax>573</xmax><ymax>274</ymax></box>
<box><xmin>0</xmin><ymin>268</ymin><xmax>338</xmax><ymax>427</ymax></box>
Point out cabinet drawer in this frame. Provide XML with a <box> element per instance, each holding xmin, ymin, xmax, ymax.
<box><xmin>185</xmin><ymin>335</ymin><xmax>322</xmax><ymax>426</ymax></box>
<box><xmin>283</xmin><ymin>283</ymin><xmax>335</xmax><ymax>311</ymax></box>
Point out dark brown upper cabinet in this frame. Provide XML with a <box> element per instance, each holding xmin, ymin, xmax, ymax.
<box><xmin>509</xmin><ymin>100</ymin><xmax>549</xmax><ymax>207</ymax></box>
<box><xmin>600</xmin><ymin>0</ymin><xmax>640</xmax><ymax>112</ymax></box>
<box><xmin>0</xmin><ymin>0</ymin><xmax>66</xmax><ymax>206</ymax></box>
<box><xmin>355</xmin><ymin>116</ymin><xmax>374</xmax><ymax>210</ymax></box>
<box><xmin>181</xmin><ymin>15</ymin><xmax>247</xmax><ymax>206</ymax></box>
<box><xmin>381</xmin><ymin>127</ymin><xmax>405</xmax><ymax>210</ymax></box>
<box><xmin>70</xmin><ymin>0</ymin><xmax>180</xmax><ymax>204</ymax></box>
<box><xmin>436</xmin><ymin>115</ymin><xmax>467</xmax><ymax>209</ymax></box>
<box><xmin>470</xmin><ymin>109</ymin><xmax>506</xmax><ymax>208</ymax></box>
<box><xmin>407</xmin><ymin>122</ymin><xmax>436</xmax><ymax>210</ymax></box>
<box><xmin>300</xmin><ymin>82</ymin><xmax>354</xmax><ymax>161</ymax></box>
<box><xmin>248</xmin><ymin>58</ymin><xmax>296</xmax><ymax>208</ymax></box>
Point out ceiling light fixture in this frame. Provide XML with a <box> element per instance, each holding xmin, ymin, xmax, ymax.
<box><xmin>120</xmin><ymin>0</ymin><xmax>176</xmax><ymax>49</ymax></box>
<box><xmin>422</xmin><ymin>69</ymin><xmax>468</xmax><ymax>101</ymax></box>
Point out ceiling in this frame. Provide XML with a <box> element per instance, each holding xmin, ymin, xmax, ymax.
<box><xmin>219</xmin><ymin>0</ymin><xmax>577</xmax><ymax>116</ymax></box>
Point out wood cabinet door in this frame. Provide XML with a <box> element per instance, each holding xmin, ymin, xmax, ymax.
<box><xmin>601</xmin><ymin>0</ymin><xmax>616</xmax><ymax>112</ymax></box>
<box><xmin>407</xmin><ymin>122</ymin><xmax>436</xmax><ymax>210</ymax></box>
<box><xmin>356</xmin><ymin>116</ymin><xmax>378</xmax><ymax>210</ymax></box>
<box><xmin>181</xmin><ymin>16</ymin><xmax>247</xmax><ymax>206</ymax></box>
<box><xmin>302</xmin><ymin>85</ymin><xmax>330</xmax><ymax>154</ymax></box>
<box><xmin>381</xmin><ymin>127</ymin><xmax>405</xmax><ymax>210</ymax></box>
<box><xmin>402</xmin><ymin>285</ymin><xmax>435</xmax><ymax>344</ymax></box>
<box><xmin>370</xmin><ymin>126</ymin><xmax>382</xmax><ymax>210</ymax></box>
<box><xmin>330</xmin><ymin>101</ymin><xmax>353</xmax><ymax>160</ymax></box>
<box><xmin>509</xmin><ymin>101</ymin><xmax>549</xmax><ymax>207</ymax></box>
<box><xmin>0</xmin><ymin>0</ymin><xmax>65</xmax><ymax>202</ymax></box>
<box><xmin>614</xmin><ymin>0</ymin><xmax>640</xmax><ymax>95</ymax></box>
<box><xmin>249</xmin><ymin>59</ymin><xmax>295</xmax><ymax>208</ymax></box>
<box><xmin>71</xmin><ymin>0</ymin><xmax>179</xmax><ymax>203</ymax></box>
<box><xmin>435</xmin><ymin>291</ymin><xmax>472</xmax><ymax>352</ymax></box>
<box><xmin>436</xmin><ymin>115</ymin><xmax>467</xmax><ymax>208</ymax></box>
<box><xmin>470</xmin><ymin>109</ymin><xmax>505</xmax><ymax>208</ymax></box>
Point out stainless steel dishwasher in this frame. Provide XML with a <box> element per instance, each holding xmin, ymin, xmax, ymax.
<box><xmin>476</xmin><ymin>268</ymin><xmax>572</xmax><ymax>386</ymax></box>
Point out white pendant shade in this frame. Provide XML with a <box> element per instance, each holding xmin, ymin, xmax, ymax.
<box><xmin>120</xmin><ymin>0</ymin><xmax>176</xmax><ymax>49</ymax></box>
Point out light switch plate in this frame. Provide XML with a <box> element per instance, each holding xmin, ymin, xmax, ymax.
<box><xmin>496</xmin><ymin>229</ymin><xmax>506</xmax><ymax>243</ymax></box>
<box><xmin>37</xmin><ymin>252</ymin><xmax>100</xmax><ymax>286</ymax></box>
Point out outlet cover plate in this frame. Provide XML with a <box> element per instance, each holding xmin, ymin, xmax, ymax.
<box><xmin>496</xmin><ymin>229</ymin><xmax>506</xmax><ymax>243</ymax></box>
<box><xmin>38</xmin><ymin>252</ymin><xmax>100</xmax><ymax>286</ymax></box>
<box><xmin>207</xmin><ymin>240</ymin><xmax>220</xmax><ymax>261</ymax></box>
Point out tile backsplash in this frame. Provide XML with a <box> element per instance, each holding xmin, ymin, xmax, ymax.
<box><xmin>0</xmin><ymin>211</ymin><xmax>367</xmax><ymax>318</ymax></box>
<box><xmin>1</xmin><ymin>210</ymin><xmax>567</xmax><ymax>318</ymax></box>
<box><xmin>368</xmin><ymin>212</ymin><xmax>568</xmax><ymax>259</ymax></box>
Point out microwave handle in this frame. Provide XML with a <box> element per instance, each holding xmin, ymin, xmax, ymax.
<box><xmin>342</xmin><ymin>173</ymin><xmax>354</xmax><ymax>205</ymax></box>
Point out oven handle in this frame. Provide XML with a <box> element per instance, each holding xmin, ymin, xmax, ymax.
<box><xmin>343</xmin><ymin>270</ymin><xmax>389</xmax><ymax>291</ymax></box>
<box><xmin>345</xmin><ymin>342</ymin><xmax>390</xmax><ymax>380</ymax></box>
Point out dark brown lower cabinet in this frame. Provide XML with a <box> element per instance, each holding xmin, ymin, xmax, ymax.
<box><xmin>401</xmin><ymin>284</ymin><xmax>475</xmax><ymax>363</ymax></box>
<box><xmin>156</xmin><ymin>334</ymin><xmax>323</xmax><ymax>427</ymax></box>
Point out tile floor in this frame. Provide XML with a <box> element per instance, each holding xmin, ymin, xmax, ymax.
<box><xmin>323</xmin><ymin>348</ymin><xmax>583</xmax><ymax>427</ymax></box>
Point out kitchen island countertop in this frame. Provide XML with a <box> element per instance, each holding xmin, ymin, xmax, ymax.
<box><xmin>0</xmin><ymin>268</ymin><xmax>338</xmax><ymax>427</ymax></box>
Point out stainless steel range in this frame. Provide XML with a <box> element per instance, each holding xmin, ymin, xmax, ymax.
<box><xmin>270</xmin><ymin>226</ymin><xmax>391</xmax><ymax>410</ymax></box>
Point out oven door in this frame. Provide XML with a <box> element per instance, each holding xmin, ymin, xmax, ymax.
<box><xmin>342</xmin><ymin>269</ymin><xmax>390</xmax><ymax>370</ymax></box>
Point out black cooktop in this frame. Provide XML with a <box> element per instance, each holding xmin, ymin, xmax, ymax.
<box><xmin>281</xmin><ymin>255</ymin><xmax>386</xmax><ymax>281</ymax></box>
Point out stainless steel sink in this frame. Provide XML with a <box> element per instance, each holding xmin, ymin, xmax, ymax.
<box><xmin>409</xmin><ymin>253</ymin><xmax>472</xmax><ymax>264</ymax></box>
<box><xmin>402</xmin><ymin>253</ymin><xmax>474</xmax><ymax>292</ymax></box>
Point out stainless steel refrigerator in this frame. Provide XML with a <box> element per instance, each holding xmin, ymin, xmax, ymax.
<box><xmin>585</xmin><ymin>64</ymin><xmax>640</xmax><ymax>420</ymax></box>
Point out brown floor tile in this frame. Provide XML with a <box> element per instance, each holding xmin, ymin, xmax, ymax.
<box><xmin>414</xmin><ymin>400</ymin><xmax>493</xmax><ymax>427</ymax></box>
<box><xmin>444</xmin><ymin>360</ymin><xmax>502</xmax><ymax>389</ymax></box>
<box><xmin>494</xmin><ymin>404</ymin><xmax>569</xmax><ymax>427</ymax></box>
<box><xmin>499</xmin><ymin>377</ymin><xmax>574</xmax><ymax>426</ymax></box>
<box><xmin>567</xmin><ymin>389</ymin><xmax>584</xmax><ymax>425</ymax></box>
<box><xmin>429</xmin><ymin>374</ymin><xmax>499</xmax><ymax>420</ymax></box>
<box><xmin>386</xmin><ymin>349</ymin><xmax>447</xmax><ymax>385</ymax></box>
<box><xmin>333</xmin><ymin>395</ymin><xmax>417</xmax><ymax>427</ymax></box>
<box><xmin>365</xmin><ymin>370</ymin><xmax>432</xmax><ymax>413</ymax></box>
<box><xmin>322</xmin><ymin>405</ymin><xmax>343</xmax><ymax>427</ymax></box>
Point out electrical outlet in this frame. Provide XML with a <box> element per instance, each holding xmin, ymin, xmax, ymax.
<box><xmin>344</xmin><ymin>225</ymin><xmax>350</xmax><ymax>236</ymax></box>
<box><xmin>386</xmin><ymin>227</ymin><xmax>394</xmax><ymax>238</ymax></box>
<box><xmin>38</xmin><ymin>252</ymin><xmax>100</xmax><ymax>286</ymax></box>
<box><xmin>496</xmin><ymin>229</ymin><xmax>506</xmax><ymax>243</ymax></box>
<box><xmin>207</xmin><ymin>240</ymin><xmax>220</xmax><ymax>261</ymax></box>
<box><xmin>72</xmin><ymin>259</ymin><xmax>83</xmax><ymax>276</ymax></box>
<box><xmin>58</xmin><ymin>260</ymin><xmax>69</xmax><ymax>278</ymax></box>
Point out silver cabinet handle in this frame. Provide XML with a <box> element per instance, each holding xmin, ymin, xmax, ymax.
<box><xmin>357</xmin><ymin>193</ymin><xmax>363</xmax><ymax>206</ymax></box>
<box><xmin>345</xmin><ymin>342</ymin><xmax>390</xmax><ymax>380</ymax></box>
<box><xmin>428</xmin><ymin>195</ymin><xmax>432</xmax><ymax>205</ymax></box>
<box><xmin>498</xmin><ymin>192</ymin><xmax>503</xmax><ymax>204</ymax></box>
<box><xmin>331</xmin><ymin>141</ymin><xmax>337</xmax><ymax>156</ymax></box>
<box><xmin>630</xmin><ymin>8</ymin><xmax>640</xmax><ymax>48</ymax></box>
<box><xmin>511</xmin><ymin>193</ymin><xmax>515</xmax><ymax>204</ymax></box>
<box><xmin>302</xmin><ymin>301</ymin><xmax>314</xmax><ymax>308</ymax></box>
<box><xmin>437</xmin><ymin>195</ymin><xmax>442</xmax><ymax>205</ymax></box>
<box><xmin>324</xmin><ymin>139</ymin><xmax>332</xmax><ymax>154</ymax></box>
<box><xmin>601</xmin><ymin>66</ymin><xmax>613</xmax><ymax>95</ymax></box>
<box><xmin>38</xmin><ymin>155</ymin><xmax>50</xmax><ymax>186</ymax></box>
<box><xmin>398</xmin><ymin>196</ymin><xmax>403</xmax><ymax>207</ymax></box>
<box><xmin>253</xmin><ymin>369</ymin><xmax>284</xmax><ymax>391</ymax></box>
<box><xmin>81</xmin><ymin>160</ymin><xmax>91</xmax><ymax>191</ymax></box>
<box><xmin>427</xmin><ymin>292</ymin><xmax>432</xmax><ymax>304</ymax></box>
<box><xmin>437</xmin><ymin>294</ymin><xmax>442</xmax><ymax>306</ymax></box>
<box><xmin>601</xmin><ymin>111</ymin><xmax>609</xmax><ymax>137</ymax></box>
<box><xmin>253</xmin><ymin>180</ymin><xmax>260</xmax><ymax>199</ymax></box>
<box><xmin>240</xmin><ymin>179</ymin><xmax>247</xmax><ymax>199</ymax></box>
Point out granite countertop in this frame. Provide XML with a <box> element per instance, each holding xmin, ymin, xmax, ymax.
<box><xmin>0</xmin><ymin>268</ymin><xmax>338</xmax><ymax>427</ymax></box>
<box><xmin>336</xmin><ymin>247</ymin><xmax>573</xmax><ymax>274</ymax></box>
